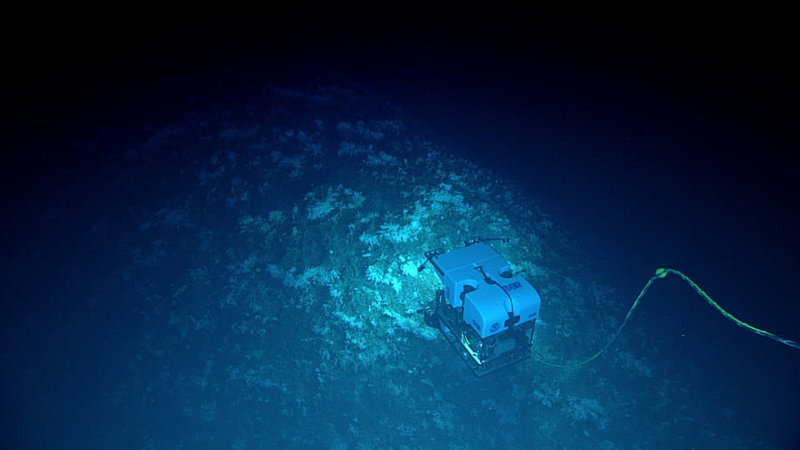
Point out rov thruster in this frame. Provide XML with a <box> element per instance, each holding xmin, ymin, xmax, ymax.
<box><xmin>418</xmin><ymin>238</ymin><xmax>541</xmax><ymax>376</ymax></box>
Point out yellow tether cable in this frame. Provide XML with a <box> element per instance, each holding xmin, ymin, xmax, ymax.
<box><xmin>533</xmin><ymin>268</ymin><xmax>799</xmax><ymax>368</ymax></box>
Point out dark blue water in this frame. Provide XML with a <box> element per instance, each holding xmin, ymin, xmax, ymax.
<box><xmin>3</xmin><ymin>14</ymin><xmax>798</xmax><ymax>449</ymax></box>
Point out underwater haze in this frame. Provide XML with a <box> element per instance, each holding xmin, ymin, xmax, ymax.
<box><xmin>2</xmin><ymin>13</ymin><xmax>799</xmax><ymax>449</ymax></box>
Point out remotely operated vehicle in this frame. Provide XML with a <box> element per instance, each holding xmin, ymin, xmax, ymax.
<box><xmin>418</xmin><ymin>238</ymin><xmax>541</xmax><ymax>376</ymax></box>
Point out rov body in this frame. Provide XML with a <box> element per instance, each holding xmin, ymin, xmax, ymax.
<box><xmin>420</xmin><ymin>239</ymin><xmax>540</xmax><ymax>376</ymax></box>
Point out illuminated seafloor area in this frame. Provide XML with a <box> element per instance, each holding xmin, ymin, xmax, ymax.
<box><xmin>3</xmin><ymin>73</ymin><xmax>798</xmax><ymax>449</ymax></box>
